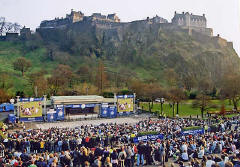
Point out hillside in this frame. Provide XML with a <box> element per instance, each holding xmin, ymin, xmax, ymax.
<box><xmin>0</xmin><ymin>20</ymin><xmax>239</xmax><ymax>97</ymax></box>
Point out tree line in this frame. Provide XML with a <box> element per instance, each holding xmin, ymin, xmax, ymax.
<box><xmin>0</xmin><ymin>56</ymin><xmax>240</xmax><ymax>118</ymax></box>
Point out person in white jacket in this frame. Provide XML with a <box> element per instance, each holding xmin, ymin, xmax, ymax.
<box><xmin>198</xmin><ymin>146</ymin><xmax>204</xmax><ymax>159</ymax></box>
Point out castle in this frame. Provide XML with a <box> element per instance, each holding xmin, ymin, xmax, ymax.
<box><xmin>172</xmin><ymin>11</ymin><xmax>213</xmax><ymax>36</ymax></box>
<box><xmin>40</xmin><ymin>10</ymin><xmax>120</xmax><ymax>28</ymax></box>
<box><xmin>39</xmin><ymin>10</ymin><xmax>213</xmax><ymax>37</ymax></box>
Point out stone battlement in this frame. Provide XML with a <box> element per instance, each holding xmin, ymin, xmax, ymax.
<box><xmin>39</xmin><ymin>10</ymin><xmax>213</xmax><ymax>36</ymax></box>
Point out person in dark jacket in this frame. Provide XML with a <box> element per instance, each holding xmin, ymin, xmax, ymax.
<box><xmin>137</xmin><ymin>141</ymin><xmax>145</xmax><ymax>166</ymax></box>
<box><xmin>145</xmin><ymin>141</ymin><xmax>153</xmax><ymax>165</ymax></box>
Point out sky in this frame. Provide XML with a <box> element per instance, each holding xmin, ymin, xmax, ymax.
<box><xmin>1</xmin><ymin>0</ymin><xmax>240</xmax><ymax>55</ymax></box>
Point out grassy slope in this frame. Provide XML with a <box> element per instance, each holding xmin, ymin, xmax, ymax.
<box><xmin>140</xmin><ymin>100</ymin><xmax>235</xmax><ymax>117</ymax></box>
<box><xmin>0</xmin><ymin>41</ymin><xmax>58</xmax><ymax>96</ymax></box>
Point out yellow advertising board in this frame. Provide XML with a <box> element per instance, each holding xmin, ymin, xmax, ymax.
<box><xmin>19</xmin><ymin>101</ymin><xmax>42</xmax><ymax>118</ymax></box>
<box><xmin>117</xmin><ymin>98</ymin><xmax>134</xmax><ymax>112</ymax></box>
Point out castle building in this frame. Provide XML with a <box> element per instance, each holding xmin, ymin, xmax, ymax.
<box><xmin>38</xmin><ymin>10</ymin><xmax>213</xmax><ymax>37</ymax></box>
<box><xmin>150</xmin><ymin>15</ymin><xmax>168</xmax><ymax>24</ymax></box>
<box><xmin>172</xmin><ymin>11</ymin><xmax>213</xmax><ymax>36</ymax></box>
<box><xmin>66</xmin><ymin>9</ymin><xmax>84</xmax><ymax>23</ymax></box>
<box><xmin>20</xmin><ymin>26</ymin><xmax>31</xmax><ymax>40</ymax></box>
<box><xmin>40</xmin><ymin>10</ymin><xmax>84</xmax><ymax>28</ymax></box>
<box><xmin>91</xmin><ymin>13</ymin><xmax>107</xmax><ymax>21</ymax></box>
<box><xmin>107</xmin><ymin>14</ymin><xmax>120</xmax><ymax>22</ymax></box>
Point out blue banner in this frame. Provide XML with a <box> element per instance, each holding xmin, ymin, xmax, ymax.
<box><xmin>133</xmin><ymin>134</ymin><xmax>164</xmax><ymax>143</ymax></box>
<box><xmin>19</xmin><ymin>117</ymin><xmax>43</xmax><ymax>122</ymax></box>
<box><xmin>19</xmin><ymin>97</ymin><xmax>44</xmax><ymax>102</ymax></box>
<box><xmin>182</xmin><ymin>129</ymin><xmax>204</xmax><ymax>136</ymax></box>
<box><xmin>8</xmin><ymin>114</ymin><xmax>16</xmax><ymax>123</ymax></box>
<box><xmin>108</xmin><ymin>106</ymin><xmax>117</xmax><ymax>118</ymax></box>
<box><xmin>117</xmin><ymin>95</ymin><xmax>134</xmax><ymax>99</ymax></box>
<box><xmin>65</xmin><ymin>104</ymin><xmax>96</xmax><ymax>108</ymax></box>
<box><xmin>47</xmin><ymin>113</ymin><xmax>57</xmax><ymax>122</ymax></box>
<box><xmin>100</xmin><ymin>107</ymin><xmax>108</xmax><ymax>118</ymax></box>
<box><xmin>56</xmin><ymin>107</ymin><xmax>64</xmax><ymax>121</ymax></box>
<box><xmin>100</xmin><ymin>106</ymin><xmax>117</xmax><ymax>118</ymax></box>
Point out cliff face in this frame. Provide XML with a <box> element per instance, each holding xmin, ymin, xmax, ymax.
<box><xmin>36</xmin><ymin>20</ymin><xmax>240</xmax><ymax>83</ymax></box>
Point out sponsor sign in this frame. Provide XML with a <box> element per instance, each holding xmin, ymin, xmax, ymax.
<box><xmin>100</xmin><ymin>105</ymin><xmax>117</xmax><ymax>118</ymax></box>
<box><xmin>133</xmin><ymin>134</ymin><xmax>164</xmax><ymax>143</ymax></box>
<box><xmin>182</xmin><ymin>129</ymin><xmax>204</xmax><ymax>136</ymax></box>
<box><xmin>19</xmin><ymin>97</ymin><xmax>44</xmax><ymax>102</ymax></box>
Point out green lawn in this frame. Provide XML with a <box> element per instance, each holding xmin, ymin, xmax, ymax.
<box><xmin>139</xmin><ymin>100</ymin><xmax>236</xmax><ymax>118</ymax></box>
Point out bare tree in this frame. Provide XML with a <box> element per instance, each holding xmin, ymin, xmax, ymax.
<box><xmin>0</xmin><ymin>17</ymin><xmax>22</xmax><ymax>35</ymax></box>
<box><xmin>0</xmin><ymin>17</ymin><xmax>6</xmax><ymax>36</ymax></box>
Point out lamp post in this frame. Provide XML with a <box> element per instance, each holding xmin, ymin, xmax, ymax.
<box><xmin>160</xmin><ymin>98</ymin><xmax>165</xmax><ymax>116</ymax></box>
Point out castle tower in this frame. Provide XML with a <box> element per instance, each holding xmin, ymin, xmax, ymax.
<box><xmin>172</xmin><ymin>11</ymin><xmax>212</xmax><ymax>36</ymax></box>
<box><xmin>66</xmin><ymin>10</ymin><xmax>84</xmax><ymax>23</ymax></box>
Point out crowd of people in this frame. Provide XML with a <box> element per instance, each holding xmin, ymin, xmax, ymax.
<box><xmin>0</xmin><ymin>116</ymin><xmax>240</xmax><ymax>167</ymax></box>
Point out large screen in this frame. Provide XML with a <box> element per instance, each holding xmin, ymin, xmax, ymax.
<box><xmin>117</xmin><ymin>98</ymin><xmax>134</xmax><ymax>113</ymax></box>
<box><xmin>19</xmin><ymin>101</ymin><xmax>42</xmax><ymax>118</ymax></box>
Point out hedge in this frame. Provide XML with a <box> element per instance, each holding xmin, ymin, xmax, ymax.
<box><xmin>182</xmin><ymin>126</ymin><xmax>202</xmax><ymax>131</ymax></box>
<box><xmin>137</xmin><ymin>131</ymin><xmax>159</xmax><ymax>136</ymax></box>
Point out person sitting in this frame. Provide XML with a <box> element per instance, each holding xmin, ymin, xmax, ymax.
<box><xmin>181</xmin><ymin>150</ymin><xmax>189</xmax><ymax>162</ymax></box>
<box><xmin>206</xmin><ymin>156</ymin><xmax>215</xmax><ymax>167</ymax></box>
<box><xmin>198</xmin><ymin>146</ymin><xmax>204</xmax><ymax>159</ymax></box>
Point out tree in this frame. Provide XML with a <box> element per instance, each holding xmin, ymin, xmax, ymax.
<box><xmin>220</xmin><ymin>74</ymin><xmax>240</xmax><ymax>111</ymax></box>
<box><xmin>47</xmin><ymin>75</ymin><xmax>65</xmax><ymax>96</ymax></box>
<box><xmin>144</xmin><ymin>83</ymin><xmax>164</xmax><ymax>112</ymax></box>
<box><xmin>168</xmin><ymin>87</ymin><xmax>186</xmax><ymax>116</ymax></box>
<box><xmin>47</xmin><ymin>64</ymin><xmax>74</xmax><ymax>95</ymax></box>
<box><xmin>192</xmin><ymin>79</ymin><xmax>215</xmax><ymax>118</ymax></box>
<box><xmin>76</xmin><ymin>65</ymin><xmax>93</xmax><ymax>83</ymax></box>
<box><xmin>181</xmin><ymin>74</ymin><xmax>197</xmax><ymax>91</ymax></box>
<box><xmin>164</xmin><ymin>68</ymin><xmax>179</xmax><ymax>87</ymax></box>
<box><xmin>13</xmin><ymin>57</ymin><xmax>32</xmax><ymax>76</ymax></box>
<box><xmin>192</xmin><ymin>94</ymin><xmax>216</xmax><ymax>118</ymax></box>
<box><xmin>0</xmin><ymin>17</ymin><xmax>21</xmax><ymax>36</ymax></box>
<box><xmin>96</xmin><ymin>60</ymin><xmax>108</xmax><ymax>93</ymax></box>
<box><xmin>53</xmin><ymin>64</ymin><xmax>74</xmax><ymax>87</ymax></box>
<box><xmin>0</xmin><ymin>72</ymin><xmax>13</xmax><ymax>90</ymax></box>
<box><xmin>0</xmin><ymin>89</ymin><xmax>9</xmax><ymax>103</ymax></box>
<box><xmin>28</xmin><ymin>70</ymin><xmax>48</xmax><ymax>97</ymax></box>
<box><xmin>128</xmin><ymin>79</ymin><xmax>146</xmax><ymax>98</ymax></box>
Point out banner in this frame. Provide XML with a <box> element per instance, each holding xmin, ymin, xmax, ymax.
<box><xmin>47</xmin><ymin>112</ymin><xmax>57</xmax><ymax>122</ymax></box>
<box><xmin>100</xmin><ymin>106</ymin><xmax>117</xmax><ymax>118</ymax></box>
<box><xmin>65</xmin><ymin>104</ymin><xmax>96</xmax><ymax>108</ymax></box>
<box><xmin>19</xmin><ymin>97</ymin><xmax>44</xmax><ymax>102</ymax></box>
<box><xmin>8</xmin><ymin>114</ymin><xmax>16</xmax><ymax>123</ymax></box>
<box><xmin>182</xmin><ymin>129</ymin><xmax>204</xmax><ymax>136</ymax></box>
<box><xmin>108</xmin><ymin>106</ymin><xmax>117</xmax><ymax>118</ymax></box>
<box><xmin>19</xmin><ymin>117</ymin><xmax>43</xmax><ymax>122</ymax></box>
<box><xmin>56</xmin><ymin>106</ymin><xmax>64</xmax><ymax>120</ymax></box>
<box><xmin>133</xmin><ymin>134</ymin><xmax>164</xmax><ymax>143</ymax></box>
<box><xmin>100</xmin><ymin>107</ymin><xmax>108</xmax><ymax>118</ymax></box>
<box><xmin>19</xmin><ymin>101</ymin><xmax>42</xmax><ymax>118</ymax></box>
<box><xmin>117</xmin><ymin>96</ymin><xmax>134</xmax><ymax>113</ymax></box>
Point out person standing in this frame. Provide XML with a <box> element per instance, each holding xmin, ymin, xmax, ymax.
<box><xmin>125</xmin><ymin>145</ymin><xmax>133</xmax><ymax>167</ymax></box>
<box><xmin>145</xmin><ymin>141</ymin><xmax>153</xmax><ymax>165</ymax></box>
<box><xmin>159</xmin><ymin>141</ymin><xmax>166</xmax><ymax>165</ymax></box>
<box><xmin>110</xmin><ymin>149</ymin><xmax>118</xmax><ymax>167</ymax></box>
<box><xmin>137</xmin><ymin>141</ymin><xmax>145</xmax><ymax>166</ymax></box>
<box><xmin>118</xmin><ymin>146</ymin><xmax>127</xmax><ymax>167</ymax></box>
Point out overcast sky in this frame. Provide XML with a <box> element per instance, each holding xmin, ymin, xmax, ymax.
<box><xmin>1</xmin><ymin>0</ymin><xmax>240</xmax><ymax>55</ymax></box>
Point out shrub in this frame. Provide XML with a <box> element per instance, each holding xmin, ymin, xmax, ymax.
<box><xmin>137</xmin><ymin>131</ymin><xmax>159</xmax><ymax>136</ymax></box>
<box><xmin>182</xmin><ymin>126</ymin><xmax>202</xmax><ymax>131</ymax></box>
